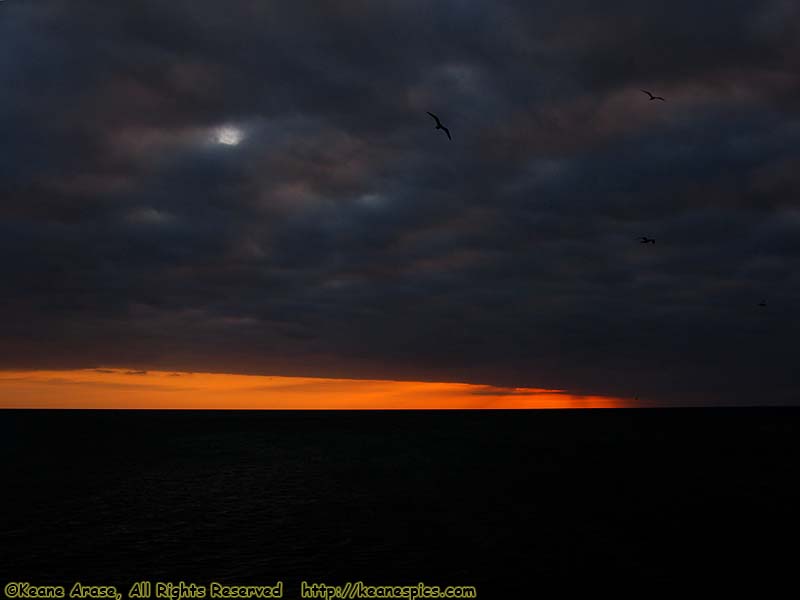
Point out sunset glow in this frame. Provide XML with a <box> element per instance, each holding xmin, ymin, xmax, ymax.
<box><xmin>0</xmin><ymin>369</ymin><xmax>630</xmax><ymax>409</ymax></box>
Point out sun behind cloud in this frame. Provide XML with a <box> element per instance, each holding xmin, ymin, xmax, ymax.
<box><xmin>214</xmin><ymin>125</ymin><xmax>244</xmax><ymax>146</ymax></box>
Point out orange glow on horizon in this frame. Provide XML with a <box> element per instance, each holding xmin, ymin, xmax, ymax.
<box><xmin>0</xmin><ymin>369</ymin><xmax>632</xmax><ymax>409</ymax></box>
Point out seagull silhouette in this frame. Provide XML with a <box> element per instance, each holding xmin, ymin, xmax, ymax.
<box><xmin>427</xmin><ymin>112</ymin><xmax>451</xmax><ymax>140</ymax></box>
<box><xmin>639</xmin><ymin>237</ymin><xmax>656</xmax><ymax>244</ymax></box>
<box><xmin>641</xmin><ymin>89</ymin><xmax>665</xmax><ymax>102</ymax></box>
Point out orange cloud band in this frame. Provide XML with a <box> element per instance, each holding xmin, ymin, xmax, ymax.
<box><xmin>0</xmin><ymin>369</ymin><xmax>630</xmax><ymax>409</ymax></box>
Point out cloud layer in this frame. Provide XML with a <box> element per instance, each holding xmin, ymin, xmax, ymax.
<box><xmin>2</xmin><ymin>0</ymin><xmax>799</xmax><ymax>404</ymax></box>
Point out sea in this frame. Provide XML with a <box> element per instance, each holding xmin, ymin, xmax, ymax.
<box><xmin>2</xmin><ymin>409</ymin><xmax>799</xmax><ymax>594</ymax></box>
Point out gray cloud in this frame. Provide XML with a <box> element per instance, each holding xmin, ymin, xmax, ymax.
<box><xmin>1</xmin><ymin>0</ymin><xmax>799</xmax><ymax>404</ymax></box>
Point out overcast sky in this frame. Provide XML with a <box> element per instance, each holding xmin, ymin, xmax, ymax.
<box><xmin>1</xmin><ymin>0</ymin><xmax>798</xmax><ymax>405</ymax></box>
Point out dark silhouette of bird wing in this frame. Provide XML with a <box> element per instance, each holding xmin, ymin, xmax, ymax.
<box><xmin>442</xmin><ymin>126</ymin><xmax>451</xmax><ymax>140</ymax></box>
<box><xmin>427</xmin><ymin>112</ymin><xmax>442</xmax><ymax>127</ymax></box>
<box><xmin>641</xmin><ymin>90</ymin><xmax>666</xmax><ymax>101</ymax></box>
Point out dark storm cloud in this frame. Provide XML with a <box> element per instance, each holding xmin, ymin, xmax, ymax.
<box><xmin>1</xmin><ymin>0</ymin><xmax>799</xmax><ymax>404</ymax></box>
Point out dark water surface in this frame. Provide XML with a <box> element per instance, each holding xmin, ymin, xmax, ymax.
<box><xmin>2</xmin><ymin>409</ymin><xmax>799</xmax><ymax>593</ymax></box>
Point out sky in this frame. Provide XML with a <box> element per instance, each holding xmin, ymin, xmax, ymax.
<box><xmin>1</xmin><ymin>0</ymin><xmax>798</xmax><ymax>407</ymax></box>
<box><xmin>0</xmin><ymin>369</ymin><xmax>624</xmax><ymax>409</ymax></box>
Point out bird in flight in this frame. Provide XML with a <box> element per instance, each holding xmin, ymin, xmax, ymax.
<box><xmin>639</xmin><ymin>237</ymin><xmax>656</xmax><ymax>244</ymax></box>
<box><xmin>641</xmin><ymin>89</ymin><xmax>665</xmax><ymax>101</ymax></box>
<box><xmin>758</xmin><ymin>300</ymin><xmax>767</xmax><ymax>307</ymax></box>
<box><xmin>427</xmin><ymin>112</ymin><xmax>451</xmax><ymax>140</ymax></box>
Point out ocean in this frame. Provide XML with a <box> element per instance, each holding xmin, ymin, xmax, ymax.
<box><xmin>2</xmin><ymin>409</ymin><xmax>799</xmax><ymax>593</ymax></box>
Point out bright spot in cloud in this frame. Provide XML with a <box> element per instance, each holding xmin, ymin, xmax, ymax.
<box><xmin>126</xmin><ymin>207</ymin><xmax>172</xmax><ymax>226</ymax></box>
<box><xmin>358</xmin><ymin>193</ymin><xmax>387</xmax><ymax>208</ymax></box>
<box><xmin>215</xmin><ymin>126</ymin><xmax>243</xmax><ymax>146</ymax></box>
